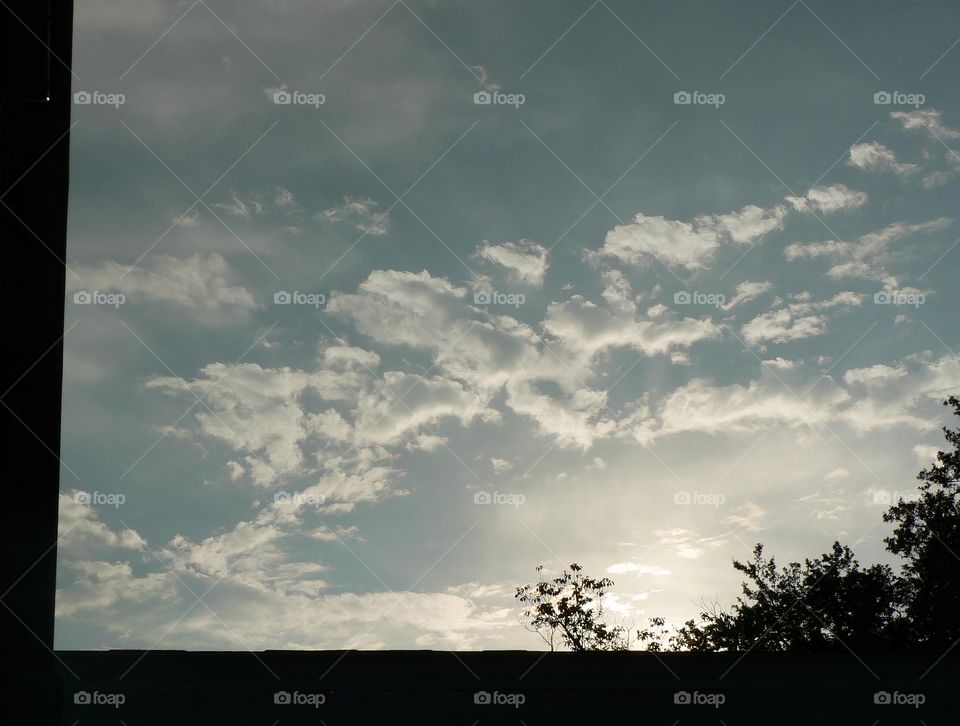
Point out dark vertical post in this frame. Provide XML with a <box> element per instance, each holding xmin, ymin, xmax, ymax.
<box><xmin>0</xmin><ymin>0</ymin><xmax>74</xmax><ymax>716</ymax></box>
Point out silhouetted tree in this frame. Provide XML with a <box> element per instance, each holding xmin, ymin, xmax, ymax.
<box><xmin>669</xmin><ymin>395</ymin><xmax>960</xmax><ymax>652</ymax></box>
<box><xmin>883</xmin><ymin>395</ymin><xmax>960</xmax><ymax>649</ymax></box>
<box><xmin>515</xmin><ymin>563</ymin><xmax>626</xmax><ymax>651</ymax></box>
<box><xmin>670</xmin><ymin>542</ymin><xmax>900</xmax><ymax>652</ymax></box>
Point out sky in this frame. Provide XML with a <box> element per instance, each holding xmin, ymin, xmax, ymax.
<box><xmin>56</xmin><ymin>0</ymin><xmax>960</xmax><ymax>652</ymax></box>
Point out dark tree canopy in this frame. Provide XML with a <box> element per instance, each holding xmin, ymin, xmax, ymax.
<box><xmin>882</xmin><ymin>394</ymin><xmax>960</xmax><ymax>649</ymax></box>
<box><xmin>669</xmin><ymin>542</ymin><xmax>901</xmax><ymax>652</ymax></box>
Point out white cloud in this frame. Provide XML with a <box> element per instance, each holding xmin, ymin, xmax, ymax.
<box><xmin>212</xmin><ymin>186</ymin><xmax>299</xmax><ymax>218</ymax></box>
<box><xmin>654</xmin><ymin>528</ymin><xmax>728</xmax><ymax>560</ymax></box>
<box><xmin>146</xmin><ymin>350</ymin><xmax>498</xmax><ymax>488</ymax></box>
<box><xmin>722</xmin><ymin>280</ymin><xmax>773</xmax><ymax>310</ymax></box>
<box><xmin>823</xmin><ymin>467</ymin><xmax>851</xmax><ymax>482</ymax></box>
<box><xmin>58</xmin><ymin>492</ymin><xmax>146</xmax><ymax>554</ymax></box>
<box><xmin>597</xmin><ymin>186</ymin><xmax>863</xmax><ymax>270</ymax></box>
<box><xmin>842</xmin><ymin>363</ymin><xmax>907</xmax><ymax>386</ymax></box>
<box><xmin>352</xmin><ymin>371</ymin><xmax>498</xmax><ymax>446</ymax></box>
<box><xmin>605</xmin><ymin>562</ymin><xmax>671</xmax><ymax>576</ymax></box>
<box><xmin>784</xmin><ymin>217</ymin><xmax>952</xmax><ymax>279</ymax></box>
<box><xmin>543</xmin><ymin>295</ymin><xmax>720</xmax><ymax>358</ymax></box>
<box><xmin>599</xmin><ymin>213</ymin><xmax>721</xmax><ymax>270</ymax></box>
<box><xmin>785</xmin><ymin>184</ymin><xmax>868</xmax><ymax>215</ymax></box>
<box><xmin>319</xmin><ymin>196</ymin><xmax>389</xmax><ymax>236</ymax></box>
<box><xmin>476</xmin><ymin>239</ymin><xmax>549</xmax><ymax>286</ymax></box>
<box><xmin>654</xmin><ymin>373</ymin><xmax>848</xmax><ymax>438</ymax></box>
<box><xmin>56</xmin><ymin>498</ymin><xmax>515</xmax><ymax>649</ymax></box>
<box><xmin>586</xmin><ymin>456</ymin><xmax>607</xmax><ymax>471</ymax></box>
<box><xmin>848</xmin><ymin>141</ymin><xmax>920</xmax><ymax>176</ymax></box>
<box><xmin>913</xmin><ymin>443</ymin><xmax>940</xmax><ymax>467</ymax></box>
<box><xmin>890</xmin><ymin>108</ymin><xmax>960</xmax><ymax>141</ymax></box>
<box><xmin>600</xmin><ymin>269</ymin><xmax>637</xmax><ymax>313</ymax></box>
<box><xmin>874</xmin><ymin>109</ymin><xmax>960</xmax><ymax>187</ymax></box>
<box><xmin>723</xmin><ymin>501</ymin><xmax>767</xmax><ymax>532</ymax></box>
<box><xmin>598</xmin><ymin>204</ymin><xmax>787</xmax><ymax>271</ymax></box>
<box><xmin>67</xmin><ymin>253</ymin><xmax>257</xmax><ymax>316</ymax></box>
<box><xmin>741</xmin><ymin>308</ymin><xmax>828</xmax><ymax>345</ymax></box>
<box><xmin>700</xmin><ymin>204</ymin><xmax>789</xmax><ymax>244</ymax></box>
<box><xmin>328</xmin><ymin>269</ymin><xmax>717</xmax><ymax>449</ymax></box>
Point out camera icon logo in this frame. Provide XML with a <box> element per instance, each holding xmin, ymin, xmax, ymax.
<box><xmin>274</xmin><ymin>691</ymin><xmax>292</xmax><ymax>704</ymax></box>
<box><xmin>674</xmin><ymin>690</ymin><xmax>692</xmax><ymax>704</ymax></box>
<box><xmin>474</xmin><ymin>491</ymin><xmax>492</xmax><ymax>504</ymax></box>
<box><xmin>274</xmin><ymin>291</ymin><xmax>292</xmax><ymax>304</ymax></box>
<box><xmin>74</xmin><ymin>491</ymin><xmax>92</xmax><ymax>505</ymax></box>
<box><xmin>73</xmin><ymin>290</ymin><xmax>92</xmax><ymax>304</ymax></box>
<box><xmin>674</xmin><ymin>291</ymin><xmax>691</xmax><ymax>304</ymax></box>
<box><xmin>873</xmin><ymin>490</ymin><xmax>892</xmax><ymax>505</ymax></box>
<box><xmin>874</xmin><ymin>691</ymin><xmax>891</xmax><ymax>704</ymax></box>
<box><xmin>474</xmin><ymin>291</ymin><xmax>492</xmax><ymax>305</ymax></box>
<box><xmin>73</xmin><ymin>91</ymin><xmax>92</xmax><ymax>105</ymax></box>
<box><xmin>74</xmin><ymin>691</ymin><xmax>91</xmax><ymax>704</ymax></box>
<box><xmin>673</xmin><ymin>491</ymin><xmax>691</xmax><ymax>505</ymax></box>
<box><xmin>474</xmin><ymin>691</ymin><xmax>492</xmax><ymax>704</ymax></box>
<box><xmin>673</xmin><ymin>91</ymin><xmax>692</xmax><ymax>105</ymax></box>
<box><xmin>273</xmin><ymin>91</ymin><xmax>292</xmax><ymax>105</ymax></box>
<box><xmin>873</xmin><ymin>291</ymin><xmax>891</xmax><ymax>304</ymax></box>
<box><xmin>874</xmin><ymin>91</ymin><xmax>892</xmax><ymax>105</ymax></box>
<box><xmin>274</xmin><ymin>491</ymin><xmax>292</xmax><ymax>504</ymax></box>
<box><xmin>474</xmin><ymin>91</ymin><xmax>492</xmax><ymax>105</ymax></box>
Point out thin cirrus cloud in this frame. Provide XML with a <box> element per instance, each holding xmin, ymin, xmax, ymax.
<box><xmin>319</xmin><ymin>196</ymin><xmax>390</xmax><ymax>236</ymax></box>
<box><xmin>784</xmin><ymin>217</ymin><xmax>953</xmax><ymax>279</ymax></box>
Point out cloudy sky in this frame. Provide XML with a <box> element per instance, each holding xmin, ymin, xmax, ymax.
<box><xmin>57</xmin><ymin>0</ymin><xmax>960</xmax><ymax>651</ymax></box>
